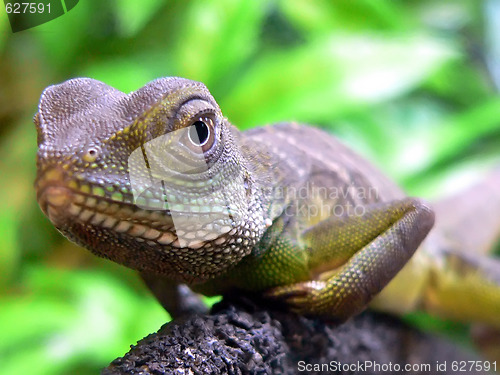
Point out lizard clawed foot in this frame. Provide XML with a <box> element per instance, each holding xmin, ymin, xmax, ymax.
<box><xmin>265</xmin><ymin>280</ymin><xmax>327</xmax><ymax>315</ymax></box>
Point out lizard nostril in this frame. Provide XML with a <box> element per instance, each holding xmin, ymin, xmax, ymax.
<box><xmin>38</xmin><ymin>185</ymin><xmax>74</xmax><ymax>228</ymax></box>
<box><xmin>43</xmin><ymin>186</ymin><xmax>71</xmax><ymax>207</ymax></box>
<box><xmin>35</xmin><ymin>166</ymin><xmax>74</xmax><ymax>222</ymax></box>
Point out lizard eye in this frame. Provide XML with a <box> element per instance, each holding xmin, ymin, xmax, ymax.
<box><xmin>183</xmin><ymin>115</ymin><xmax>216</xmax><ymax>153</ymax></box>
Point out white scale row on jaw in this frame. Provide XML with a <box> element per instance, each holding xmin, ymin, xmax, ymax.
<box><xmin>73</xmin><ymin>203</ymin><xmax>179</xmax><ymax>244</ymax></box>
<box><xmin>68</xmin><ymin>195</ymin><xmax>234</xmax><ymax>249</ymax></box>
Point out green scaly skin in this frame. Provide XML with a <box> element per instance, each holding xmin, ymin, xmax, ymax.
<box><xmin>35</xmin><ymin>77</ymin><xmax>500</xmax><ymax>324</ymax></box>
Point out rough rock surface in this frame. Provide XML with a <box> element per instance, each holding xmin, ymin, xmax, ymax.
<box><xmin>104</xmin><ymin>296</ymin><xmax>486</xmax><ymax>375</ymax></box>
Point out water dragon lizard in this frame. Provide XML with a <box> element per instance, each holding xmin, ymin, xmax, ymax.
<box><xmin>34</xmin><ymin>77</ymin><xmax>500</xmax><ymax>325</ymax></box>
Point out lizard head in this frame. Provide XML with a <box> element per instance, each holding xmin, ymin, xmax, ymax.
<box><xmin>35</xmin><ymin>77</ymin><xmax>266</xmax><ymax>283</ymax></box>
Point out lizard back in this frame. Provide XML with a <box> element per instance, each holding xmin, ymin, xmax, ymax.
<box><xmin>242</xmin><ymin>123</ymin><xmax>405</xmax><ymax>232</ymax></box>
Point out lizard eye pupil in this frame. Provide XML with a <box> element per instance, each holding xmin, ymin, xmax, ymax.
<box><xmin>188</xmin><ymin>121</ymin><xmax>210</xmax><ymax>147</ymax></box>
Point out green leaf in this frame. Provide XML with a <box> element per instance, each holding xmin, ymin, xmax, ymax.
<box><xmin>0</xmin><ymin>119</ymin><xmax>39</xmax><ymax>286</ymax></box>
<box><xmin>0</xmin><ymin>268</ymin><xmax>167</xmax><ymax>375</ymax></box>
<box><xmin>0</xmin><ymin>209</ymin><xmax>19</xmax><ymax>288</ymax></box>
<box><xmin>112</xmin><ymin>0</ymin><xmax>165</xmax><ymax>37</ymax></box>
<box><xmin>401</xmin><ymin>98</ymin><xmax>500</xmax><ymax>194</ymax></box>
<box><xmin>80</xmin><ymin>56</ymin><xmax>166</xmax><ymax>93</ymax></box>
<box><xmin>221</xmin><ymin>34</ymin><xmax>457</xmax><ymax>128</ymax></box>
<box><xmin>0</xmin><ymin>9</ymin><xmax>8</xmax><ymax>51</ymax></box>
<box><xmin>173</xmin><ymin>0</ymin><xmax>269</xmax><ymax>86</ymax></box>
<box><xmin>404</xmin><ymin>98</ymin><xmax>500</xmax><ymax>175</ymax></box>
<box><xmin>280</xmin><ymin>0</ymin><xmax>408</xmax><ymax>35</ymax></box>
<box><xmin>32</xmin><ymin>0</ymin><xmax>92</xmax><ymax>71</ymax></box>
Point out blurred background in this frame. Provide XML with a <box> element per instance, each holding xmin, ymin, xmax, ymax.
<box><xmin>1</xmin><ymin>0</ymin><xmax>500</xmax><ymax>374</ymax></box>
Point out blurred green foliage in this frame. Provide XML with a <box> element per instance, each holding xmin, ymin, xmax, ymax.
<box><xmin>1</xmin><ymin>0</ymin><xmax>500</xmax><ymax>373</ymax></box>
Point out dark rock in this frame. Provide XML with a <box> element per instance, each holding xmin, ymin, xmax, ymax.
<box><xmin>104</xmin><ymin>296</ymin><xmax>487</xmax><ymax>375</ymax></box>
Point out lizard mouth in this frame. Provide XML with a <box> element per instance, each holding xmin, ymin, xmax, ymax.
<box><xmin>35</xmin><ymin>166</ymin><xmax>184</xmax><ymax>245</ymax></box>
<box><xmin>35</xmin><ymin>166</ymin><xmax>237</xmax><ymax>256</ymax></box>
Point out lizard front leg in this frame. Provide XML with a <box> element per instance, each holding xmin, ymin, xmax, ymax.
<box><xmin>267</xmin><ymin>198</ymin><xmax>435</xmax><ymax>321</ymax></box>
<box><xmin>369</xmin><ymin>168</ymin><xmax>500</xmax><ymax>329</ymax></box>
<box><xmin>141</xmin><ymin>273</ymin><xmax>208</xmax><ymax>318</ymax></box>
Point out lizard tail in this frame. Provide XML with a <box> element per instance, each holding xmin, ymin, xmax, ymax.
<box><xmin>432</xmin><ymin>167</ymin><xmax>500</xmax><ymax>256</ymax></box>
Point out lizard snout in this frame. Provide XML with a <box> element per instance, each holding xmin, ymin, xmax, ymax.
<box><xmin>36</xmin><ymin>166</ymin><xmax>75</xmax><ymax>228</ymax></box>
